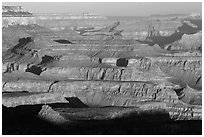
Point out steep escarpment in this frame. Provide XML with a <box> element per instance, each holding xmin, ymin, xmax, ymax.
<box><xmin>2</xmin><ymin>6</ymin><xmax>36</xmax><ymax>27</ymax></box>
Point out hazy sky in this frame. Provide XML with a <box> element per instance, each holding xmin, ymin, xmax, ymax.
<box><xmin>3</xmin><ymin>2</ymin><xmax>202</xmax><ymax>16</ymax></box>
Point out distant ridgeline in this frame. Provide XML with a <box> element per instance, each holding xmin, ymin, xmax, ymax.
<box><xmin>35</xmin><ymin>12</ymin><xmax>107</xmax><ymax>20</ymax></box>
<box><xmin>149</xmin><ymin>13</ymin><xmax>202</xmax><ymax>20</ymax></box>
<box><xmin>2</xmin><ymin>6</ymin><xmax>36</xmax><ymax>27</ymax></box>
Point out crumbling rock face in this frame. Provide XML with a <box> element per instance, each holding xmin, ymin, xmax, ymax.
<box><xmin>137</xmin><ymin>58</ymin><xmax>152</xmax><ymax>71</ymax></box>
<box><xmin>2</xmin><ymin>37</ymin><xmax>41</xmax><ymax>73</ymax></box>
<box><xmin>1</xmin><ymin>77</ymin><xmax>193</xmax><ymax>107</ymax></box>
<box><xmin>174</xmin><ymin>86</ymin><xmax>202</xmax><ymax>105</ymax></box>
<box><xmin>160</xmin><ymin>65</ymin><xmax>202</xmax><ymax>90</ymax></box>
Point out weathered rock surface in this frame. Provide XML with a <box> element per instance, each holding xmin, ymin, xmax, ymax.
<box><xmin>2</xmin><ymin>6</ymin><xmax>36</xmax><ymax>27</ymax></box>
<box><xmin>2</xmin><ymin>8</ymin><xmax>202</xmax><ymax>134</ymax></box>
<box><xmin>2</xmin><ymin>76</ymin><xmax>201</xmax><ymax>108</ymax></box>
<box><xmin>167</xmin><ymin>31</ymin><xmax>202</xmax><ymax>51</ymax></box>
<box><xmin>2</xmin><ymin>92</ymin><xmax>69</xmax><ymax>107</ymax></box>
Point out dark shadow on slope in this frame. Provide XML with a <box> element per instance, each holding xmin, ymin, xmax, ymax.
<box><xmin>188</xmin><ymin>19</ymin><xmax>202</xmax><ymax>30</ymax></box>
<box><xmin>2</xmin><ymin>105</ymin><xmax>67</xmax><ymax>135</ymax></box>
<box><xmin>10</xmin><ymin>37</ymin><xmax>33</xmax><ymax>54</ymax></box>
<box><xmin>98</xmin><ymin>58</ymin><xmax>102</xmax><ymax>63</ymax></box>
<box><xmin>137</xmin><ymin>20</ymin><xmax>202</xmax><ymax>49</ymax></box>
<box><xmin>49</xmin><ymin>97</ymin><xmax>89</xmax><ymax>109</ymax></box>
<box><xmin>54</xmin><ymin>106</ymin><xmax>171</xmax><ymax>121</ymax></box>
<box><xmin>54</xmin><ymin>39</ymin><xmax>73</xmax><ymax>44</ymax></box>
<box><xmin>2</xmin><ymin>37</ymin><xmax>39</xmax><ymax>65</ymax></box>
<box><xmin>2</xmin><ymin>37</ymin><xmax>33</xmax><ymax>63</ymax></box>
<box><xmin>38</xmin><ymin>55</ymin><xmax>54</xmax><ymax>66</ymax></box>
<box><xmin>116</xmin><ymin>58</ymin><xmax>129</xmax><ymax>67</ymax></box>
<box><xmin>149</xmin><ymin>32</ymin><xmax>184</xmax><ymax>49</ymax></box>
<box><xmin>3</xmin><ymin>91</ymin><xmax>29</xmax><ymax>94</ymax></box>
<box><xmin>2</xmin><ymin>103</ymin><xmax>202</xmax><ymax>135</ymax></box>
<box><xmin>174</xmin><ymin>88</ymin><xmax>185</xmax><ymax>98</ymax></box>
<box><xmin>177</xmin><ymin>22</ymin><xmax>200</xmax><ymax>34</ymax></box>
<box><xmin>24</xmin><ymin>55</ymin><xmax>57</xmax><ymax>74</ymax></box>
<box><xmin>25</xmin><ymin>65</ymin><xmax>43</xmax><ymax>75</ymax></box>
<box><xmin>136</xmin><ymin>32</ymin><xmax>184</xmax><ymax>48</ymax></box>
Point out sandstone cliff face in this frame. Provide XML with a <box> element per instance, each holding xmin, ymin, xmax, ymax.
<box><xmin>2</xmin><ymin>6</ymin><xmax>36</xmax><ymax>27</ymax></box>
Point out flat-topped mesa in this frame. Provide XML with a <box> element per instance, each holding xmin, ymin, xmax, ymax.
<box><xmin>2</xmin><ymin>6</ymin><xmax>36</xmax><ymax>27</ymax></box>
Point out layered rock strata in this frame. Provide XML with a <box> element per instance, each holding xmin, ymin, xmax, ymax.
<box><xmin>2</xmin><ymin>10</ymin><xmax>202</xmax><ymax>134</ymax></box>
